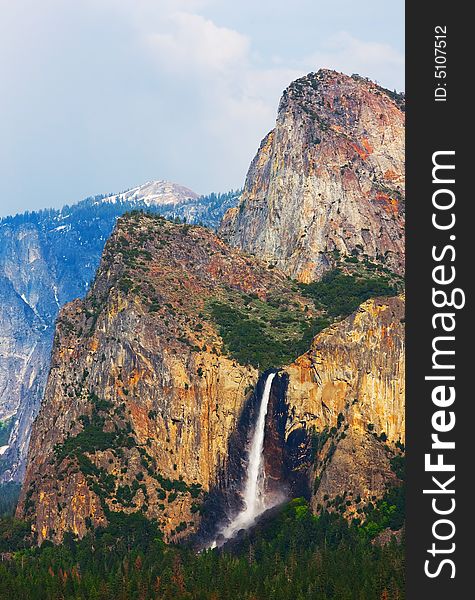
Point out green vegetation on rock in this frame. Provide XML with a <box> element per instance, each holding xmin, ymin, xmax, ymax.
<box><xmin>0</xmin><ymin>418</ymin><xmax>13</xmax><ymax>446</ymax></box>
<box><xmin>360</xmin><ymin>485</ymin><xmax>405</xmax><ymax>538</ymax></box>
<box><xmin>48</xmin><ymin>391</ymin><xmax>203</xmax><ymax>519</ymax></box>
<box><xmin>208</xmin><ymin>295</ymin><xmax>329</xmax><ymax>371</ymax></box>
<box><xmin>207</xmin><ymin>265</ymin><xmax>401</xmax><ymax>371</ymax></box>
<box><xmin>298</xmin><ymin>267</ymin><xmax>400</xmax><ymax>318</ymax></box>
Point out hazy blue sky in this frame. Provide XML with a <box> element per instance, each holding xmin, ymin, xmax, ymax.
<box><xmin>0</xmin><ymin>0</ymin><xmax>404</xmax><ymax>217</ymax></box>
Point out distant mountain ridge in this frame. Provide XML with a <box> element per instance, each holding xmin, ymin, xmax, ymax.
<box><xmin>0</xmin><ymin>182</ymin><xmax>240</xmax><ymax>482</ymax></box>
<box><xmin>97</xmin><ymin>180</ymin><xmax>199</xmax><ymax>206</ymax></box>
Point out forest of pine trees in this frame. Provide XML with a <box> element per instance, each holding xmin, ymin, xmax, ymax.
<box><xmin>0</xmin><ymin>497</ymin><xmax>404</xmax><ymax>600</ymax></box>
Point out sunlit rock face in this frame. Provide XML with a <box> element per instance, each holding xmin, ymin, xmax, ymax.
<box><xmin>220</xmin><ymin>69</ymin><xmax>405</xmax><ymax>283</ymax></box>
<box><xmin>17</xmin><ymin>212</ymin><xmax>404</xmax><ymax>545</ymax></box>
<box><xmin>15</xmin><ymin>69</ymin><xmax>406</xmax><ymax>545</ymax></box>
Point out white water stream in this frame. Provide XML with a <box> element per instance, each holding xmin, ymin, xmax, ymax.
<box><xmin>213</xmin><ymin>372</ymin><xmax>277</xmax><ymax>546</ymax></box>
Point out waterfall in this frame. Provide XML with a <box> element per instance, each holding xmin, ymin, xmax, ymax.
<box><xmin>214</xmin><ymin>372</ymin><xmax>277</xmax><ymax>546</ymax></box>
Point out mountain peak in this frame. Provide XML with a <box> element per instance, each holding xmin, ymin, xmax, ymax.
<box><xmin>220</xmin><ymin>69</ymin><xmax>405</xmax><ymax>282</ymax></box>
<box><xmin>99</xmin><ymin>180</ymin><xmax>199</xmax><ymax>207</ymax></box>
<box><xmin>283</xmin><ymin>69</ymin><xmax>405</xmax><ymax>112</ymax></box>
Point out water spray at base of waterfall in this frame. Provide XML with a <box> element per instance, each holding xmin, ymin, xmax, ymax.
<box><xmin>210</xmin><ymin>372</ymin><xmax>286</xmax><ymax>548</ymax></box>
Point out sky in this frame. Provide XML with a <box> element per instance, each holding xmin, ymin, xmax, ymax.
<box><xmin>0</xmin><ymin>0</ymin><xmax>404</xmax><ymax>217</ymax></box>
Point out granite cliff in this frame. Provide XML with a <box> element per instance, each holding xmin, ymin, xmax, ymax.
<box><xmin>220</xmin><ymin>69</ymin><xmax>405</xmax><ymax>282</ymax></box>
<box><xmin>234</xmin><ymin>295</ymin><xmax>405</xmax><ymax>529</ymax></box>
<box><xmin>282</xmin><ymin>295</ymin><xmax>405</xmax><ymax>515</ymax></box>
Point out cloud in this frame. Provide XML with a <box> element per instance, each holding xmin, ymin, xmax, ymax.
<box><xmin>0</xmin><ymin>1</ymin><xmax>404</xmax><ymax>216</ymax></box>
<box><xmin>306</xmin><ymin>32</ymin><xmax>404</xmax><ymax>90</ymax></box>
<box><xmin>147</xmin><ymin>12</ymin><xmax>250</xmax><ymax>75</ymax></box>
<box><xmin>138</xmin><ymin>8</ymin><xmax>303</xmax><ymax>170</ymax></box>
<box><xmin>138</xmin><ymin>14</ymin><xmax>404</xmax><ymax>174</ymax></box>
<box><xmin>142</xmin><ymin>9</ymin><xmax>299</xmax><ymax>124</ymax></box>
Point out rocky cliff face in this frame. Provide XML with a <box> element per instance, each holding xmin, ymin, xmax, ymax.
<box><xmin>280</xmin><ymin>295</ymin><xmax>405</xmax><ymax>513</ymax></box>
<box><xmin>0</xmin><ymin>276</ymin><xmax>52</xmax><ymax>478</ymax></box>
<box><xmin>0</xmin><ymin>183</ymin><xmax>239</xmax><ymax>482</ymax></box>
<box><xmin>220</xmin><ymin>70</ymin><xmax>405</xmax><ymax>283</ymax></box>
<box><xmin>17</xmin><ymin>212</ymin><xmax>316</xmax><ymax>544</ymax></box>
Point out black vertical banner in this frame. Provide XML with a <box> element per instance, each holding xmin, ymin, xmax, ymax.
<box><xmin>406</xmin><ymin>5</ymin><xmax>470</xmax><ymax>599</ymax></box>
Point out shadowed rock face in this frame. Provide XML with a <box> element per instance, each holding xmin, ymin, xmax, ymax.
<box><xmin>262</xmin><ymin>373</ymin><xmax>288</xmax><ymax>497</ymax></box>
<box><xmin>0</xmin><ymin>276</ymin><xmax>53</xmax><ymax>482</ymax></box>
<box><xmin>220</xmin><ymin>69</ymin><xmax>405</xmax><ymax>283</ymax></box>
<box><xmin>16</xmin><ymin>213</ymin><xmax>317</xmax><ymax>545</ymax></box>
<box><xmin>262</xmin><ymin>371</ymin><xmax>314</xmax><ymax>502</ymax></box>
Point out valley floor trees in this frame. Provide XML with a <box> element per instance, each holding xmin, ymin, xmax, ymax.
<box><xmin>0</xmin><ymin>498</ymin><xmax>404</xmax><ymax>600</ymax></box>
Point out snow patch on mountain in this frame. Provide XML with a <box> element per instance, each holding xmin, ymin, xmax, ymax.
<box><xmin>98</xmin><ymin>180</ymin><xmax>199</xmax><ymax>207</ymax></box>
